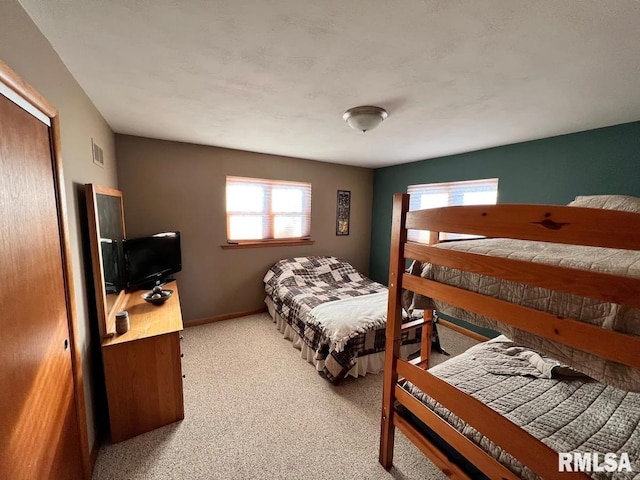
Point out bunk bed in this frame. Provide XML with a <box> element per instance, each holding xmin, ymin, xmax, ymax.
<box><xmin>379</xmin><ymin>194</ymin><xmax>640</xmax><ymax>479</ymax></box>
<box><xmin>264</xmin><ymin>256</ymin><xmax>427</xmax><ymax>382</ymax></box>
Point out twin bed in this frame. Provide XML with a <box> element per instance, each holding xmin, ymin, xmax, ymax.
<box><xmin>380</xmin><ymin>194</ymin><xmax>640</xmax><ymax>479</ymax></box>
<box><xmin>264</xmin><ymin>256</ymin><xmax>424</xmax><ymax>382</ymax></box>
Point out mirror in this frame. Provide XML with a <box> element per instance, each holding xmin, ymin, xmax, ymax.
<box><xmin>86</xmin><ymin>184</ymin><xmax>126</xmax><ymax>338</ymax></box>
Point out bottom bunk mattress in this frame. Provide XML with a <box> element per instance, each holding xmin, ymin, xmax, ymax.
<box><xmin>401</xmin><ymin>336</ymin><xmax>640</xmax><ymax>480</ymax></box>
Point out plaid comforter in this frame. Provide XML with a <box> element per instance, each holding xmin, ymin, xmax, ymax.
<box><xmin>264</xmin><ymin>256</ymin><xmax>421</xmax><ymax>382</ymax></box>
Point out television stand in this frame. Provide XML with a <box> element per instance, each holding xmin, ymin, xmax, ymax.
<box><xmin>101</xmin><ymin>280</ymin><xmax>184</xmax><ymax>442</ymax></box>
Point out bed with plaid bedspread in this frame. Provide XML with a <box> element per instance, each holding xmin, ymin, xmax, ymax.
<box><xmin>264</xmin><ymin>256</ymin><xmax>421</xmax><ymax>382</ymax></box>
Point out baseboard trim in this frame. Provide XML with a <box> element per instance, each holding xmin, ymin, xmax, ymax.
<box><xmin>185</xmin><ymin>307</ymin><xmax>267</xmax><ymax>328</ymax></box>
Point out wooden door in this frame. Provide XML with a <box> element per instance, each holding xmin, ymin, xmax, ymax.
<box><xmin>0</xmin><ymin>92</ymin><xmax>84</xmax><ymax>478</ymax></box>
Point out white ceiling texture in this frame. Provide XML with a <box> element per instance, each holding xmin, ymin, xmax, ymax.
<box><xmin>17</xmin><ymin>1</ymin><xmax>640</xmax><ymax>168</ymax></box>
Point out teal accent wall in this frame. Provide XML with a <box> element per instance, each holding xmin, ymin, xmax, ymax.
<box><xmin>436</xmin><ymin>313</ymin><xmax>498</xmax><ymax>339</ymax></box>
<box><xmin>370</xmin><ymin>121</ymin><xmax>640</xmax><ymax>283</ymax></box>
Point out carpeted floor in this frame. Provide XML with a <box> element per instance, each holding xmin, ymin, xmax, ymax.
<box><xmin>92</xmin><ymin>313</ymin><xmax>478</xmax><ymax>480</ymax></box>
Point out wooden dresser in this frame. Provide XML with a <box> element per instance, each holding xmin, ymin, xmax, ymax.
<box><xmin>101</xmin><ymin>280</ymin><xmax>184</xmax><ymax>443</ymax></box>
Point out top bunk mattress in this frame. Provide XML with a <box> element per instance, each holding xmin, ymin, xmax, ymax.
<box><xmin>401</xmin><ymin>336</ymin><xmax>640</xmax><ymax>480</ymax></box>
<box><xmin>408</xmin><ymin>238</ymin><xmax>640</xmax><ymax>391</ymax></box>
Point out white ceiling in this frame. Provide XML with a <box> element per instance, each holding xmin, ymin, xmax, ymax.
<box><xmin>17</xmin><ymin>0</ymin><xmax>640</xmax><ymax>168</ymax></box>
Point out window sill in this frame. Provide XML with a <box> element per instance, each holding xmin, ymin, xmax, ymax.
<box><xmin>220</xmin><ymin>239</ymin><xmax>315</xmax><ymax>250</ymax></box>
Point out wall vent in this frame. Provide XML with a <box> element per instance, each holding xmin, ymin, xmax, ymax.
<box><xmin>92</xmin><ymin>138</ymin><xmax>104</xmax><ymax>167</ymax></box>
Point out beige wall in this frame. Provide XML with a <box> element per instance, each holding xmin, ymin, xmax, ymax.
<box><xmin>116</xmin><ymin>135</ymin><xmax>374</xmax><ymax>321</ymax></box>
<box><xmin>1</xmin><ymin>0</ymin><xmax>117</xmax><ymax>452</ymax></box>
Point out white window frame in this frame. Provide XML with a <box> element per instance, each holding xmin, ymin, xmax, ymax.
<box><xmin>226</xmin><ymin>176</ymin><xmax>312</xmax><ymax>243</ymax></box>
<box><xmin>407</xmin><ymin>178</ymin><xmax>499</xmax><ymax>243</ymax></box>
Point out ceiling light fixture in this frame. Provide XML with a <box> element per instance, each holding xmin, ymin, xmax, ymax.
<box><xmin>342</xmin><ymin>105</ymin><xmax>388</xmax><ymax>132</ymax></box>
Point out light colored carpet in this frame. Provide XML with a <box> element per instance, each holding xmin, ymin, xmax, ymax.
<box><xmin>92</xmin><ymin>313</ymin><xmax>478</xmax><ymax>480</ymax></box>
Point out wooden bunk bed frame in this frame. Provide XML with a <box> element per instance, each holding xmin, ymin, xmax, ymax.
<box><xmin>379</xmin><ymin>193</ymin><xmax>640</xmax><ymax>480</ymax></box>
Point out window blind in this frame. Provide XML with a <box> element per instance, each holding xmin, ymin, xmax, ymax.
<box><xmin>226</xmin><ymin>176</ymin><xmax>312</xmax><ymax>241</ymax></box>
<box><xmin>407</xmin><ymin>178</ymin><xmax>498</xmax><ymax>242</ymax></box>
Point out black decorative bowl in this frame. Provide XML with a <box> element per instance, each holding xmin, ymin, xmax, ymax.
<box><xmin>141</xmin><ymin>289</ymin><xmax>174</xmax><ymax>306</ymax></box>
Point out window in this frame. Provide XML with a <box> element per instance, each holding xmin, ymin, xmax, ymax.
<box><xmin>226</xmin><ymin>176</ymin><xmax>311</xmax><ymax>243</ymax></box>
<box><xmin>407</xmin><ymin>178</ymin><xmax>498</xmax><ymax>242</ymax></box>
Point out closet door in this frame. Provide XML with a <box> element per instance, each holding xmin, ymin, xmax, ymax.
<box><xmin>0</xmin><ymin>93</ymin><xmax>83</xmax><ymax>478</ymax></box>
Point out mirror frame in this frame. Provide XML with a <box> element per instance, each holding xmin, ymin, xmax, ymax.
<box><xmin>86</xmin><ymin>184</ymin><xmax>127</xmax><ymax>338</ymax></box>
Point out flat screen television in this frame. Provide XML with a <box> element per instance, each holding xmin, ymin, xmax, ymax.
<box><xmin>123</xmin><ymin>231</ymin><xmax>182</xmax><ymax>290</ymax></box>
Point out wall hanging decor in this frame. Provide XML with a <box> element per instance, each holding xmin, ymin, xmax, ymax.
<box><xmin>336</xmin><ymin>190</ymin><xmax>351</xmax><ymax>236</ymax></box>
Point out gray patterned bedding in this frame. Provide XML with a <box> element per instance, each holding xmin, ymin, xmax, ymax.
<box><xmin>264</xmin><ymin>256</ymin><xmax>421</xmax><ymax>382</ymax></box>
<box><xmin>408</xmin><ymin>238</ymin><xmax>640</xmax><ymax>391</ymax></box>
<box><xmin>402</xmin><ymin>336</ymin><xmax>640</xmax><ymax>480</ymax></box>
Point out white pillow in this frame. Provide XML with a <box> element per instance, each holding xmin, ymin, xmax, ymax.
<box><xmin>568</xmin><ymin>195</ymin><xmax>640</xmax><ymax>213</ymax></box>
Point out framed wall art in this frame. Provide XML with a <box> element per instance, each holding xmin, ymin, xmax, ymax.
<box><xmin>336</xmin><ymin>190</ymin><xmax>351</xmax><ymax>236</ymax></box>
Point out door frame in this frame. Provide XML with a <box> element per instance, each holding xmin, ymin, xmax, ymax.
<box><xmin>0</xmin><ymin>59</ymin><xmax>91</xmax><ymax>478</ymax></box>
